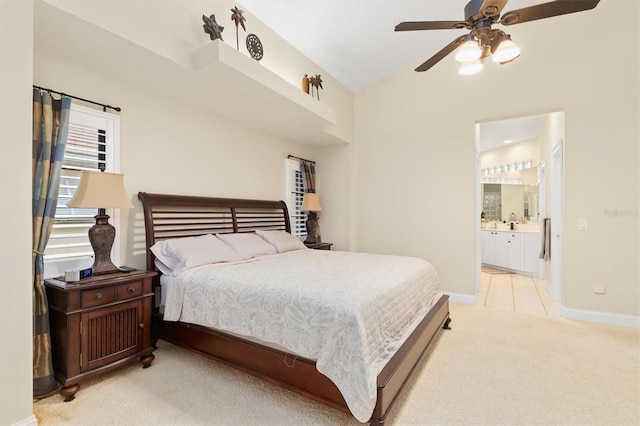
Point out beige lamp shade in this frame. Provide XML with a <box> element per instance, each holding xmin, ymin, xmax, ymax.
<box><xmin>67</xmin><ymin>171</ymin><xmax>134</xmax><ymax>209</ymax></box>
<box><xmin>301</xmin><ymin>193</ymin><xmax>322</xmax><ymax>212</ymax></box>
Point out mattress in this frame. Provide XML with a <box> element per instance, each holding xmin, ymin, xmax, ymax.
<box><xmin>160</xmin><ymin>249</ymin><xmax>442</xmax><ymax>422</ymax></box>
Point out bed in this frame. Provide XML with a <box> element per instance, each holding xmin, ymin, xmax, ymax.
<box><xmin>138</xmin><ymin>192</ymin><xmax>451</xmax><ymax>425</ymax></box>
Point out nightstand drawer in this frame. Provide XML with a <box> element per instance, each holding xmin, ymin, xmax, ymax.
<box><xmin>117</xmin><ymin>280</ymin><xmax>143</xmax><ymax>300</ymax></box>
<box><xmin>81</xmin><ymin>287</ymin><xmax>116</xmax><ymax>308</ymax></box>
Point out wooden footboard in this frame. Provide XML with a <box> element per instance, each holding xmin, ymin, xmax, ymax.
<box><xmin>153</xmin><ymin>294</ymin><xmax>450</xmax><ymax>425</ymax></box>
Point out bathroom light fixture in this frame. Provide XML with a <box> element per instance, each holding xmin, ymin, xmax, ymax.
<box><xmin>504</xmin><ymin>139</ymin><xmax>513</xmax><ymax>144</ymax></box>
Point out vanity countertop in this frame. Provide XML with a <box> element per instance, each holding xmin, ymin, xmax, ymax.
<box><xmin>482</xmin><ymin>223</ymin><xmax>540</xmax><ymax>233</ymax></box>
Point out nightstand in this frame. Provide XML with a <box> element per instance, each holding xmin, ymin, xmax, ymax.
<box><xmin>305</xmin><ymin>242</ymin><xmax>333</xmax><ymax>250</ymax></box>
<box><xmin>45</xmin><ymin>270</ymin><xmax>157</xmax><ymax>401</ymax></box>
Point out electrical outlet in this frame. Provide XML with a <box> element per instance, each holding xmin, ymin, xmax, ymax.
<box><xmin>593</xmin><ymin>285</ymin><xmax>606</xmax><ymax>294</ymax></box>
<box><xmin>578</xmin><ymin>218</ymin><xmax>588</xmax><ymax>230</ymax></box>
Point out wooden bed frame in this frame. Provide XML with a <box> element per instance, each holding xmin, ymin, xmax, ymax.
<box><xmin>138</xmin><ymin>192</ymin><xmax>451</xmax><ymax>425</ymax></box>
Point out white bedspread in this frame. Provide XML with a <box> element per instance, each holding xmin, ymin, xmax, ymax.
<box><xmin>163</xmin><ymin>249</ymin><xmax>442</xmax><ymax>422</ymax></box>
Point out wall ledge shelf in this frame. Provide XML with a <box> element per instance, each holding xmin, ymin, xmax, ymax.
<box><xmin>34</xmin><ymin>2</ymin><xmax>348</xmax><ymax>145</ymax></box>
<box><xmin>188</xmin><ymin>41</ymin><xmax>344</xmax><ymax>145</ymax></box>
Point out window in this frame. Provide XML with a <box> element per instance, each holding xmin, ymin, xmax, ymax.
<box><xmin>44</xmin><ymin>104</ymin><xmax>120</xmax><ymax>278</ymax></box>
<box><xmin>482</xmin><ymin>184</ymin><xmax>502</xmax><ymax>222</ymax></box>
<box><xmin>285</xmin><ymin>158</ymin><xmax>307</xmax><ymax>238</ymax></box>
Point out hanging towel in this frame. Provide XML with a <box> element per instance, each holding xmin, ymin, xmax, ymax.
<box><xmin>539</xmin><ymin>218</ymin><xmax>551</xmax><ymax>260</ymax></box>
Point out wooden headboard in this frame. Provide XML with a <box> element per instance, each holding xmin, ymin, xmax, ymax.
<box><xmin>137</xmin><ymin>192</ymin><xmax>291</xmax><ymax>273</ymax></box>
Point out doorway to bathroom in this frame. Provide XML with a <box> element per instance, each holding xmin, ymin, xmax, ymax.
<box><xmin>475</xmin><ymin>111</ymin><xmax>565</xmax><ymax>311</ymax></box>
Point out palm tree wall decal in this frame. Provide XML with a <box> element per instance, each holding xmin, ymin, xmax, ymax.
<box><xmin>309</xmin><ymin>74</ymin><xmax>323</xmax><ymax>100</ymax></box>
<box><xmin>230</xmin><ymin>6</ymin><xmax>246</xmax><ymax>50</ymax></box>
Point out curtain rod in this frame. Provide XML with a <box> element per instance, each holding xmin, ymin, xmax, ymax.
<box><xmin>287</xmin><ymin>154</ymin><xmax>315</xmax><ymax>164</ymax></box>
<box><xmin>33</xmin><ymin>85</ymin><xmax>121</xmax><ymax>112</ymax></box>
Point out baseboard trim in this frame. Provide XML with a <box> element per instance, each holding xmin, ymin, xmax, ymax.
<box><xmin>444</xmin><ymin>292</ymin><xmax>477</xmax><ymax>305</ymax></box>
<box><xmin>561</xmin><ymin>306</ymin><xmax>640</xmax><ymax>329</ymax></box>
<box><xmin>12</xmin><ymin>414</ymin><xmax>37</xmax><ymax>426</ymax></box>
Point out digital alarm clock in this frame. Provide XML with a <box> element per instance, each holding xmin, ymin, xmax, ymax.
<box><xmin>65</xmin><ymin>267</ymin><xmax>93</xmax><ymax>282</ymax></box>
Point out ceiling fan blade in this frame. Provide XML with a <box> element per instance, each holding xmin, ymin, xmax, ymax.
<box><xmin>415</xmin><ymin>35</ymin><xmax>466</xmax><ymax>72</ymax></box>
<box><xmin>395</xmin><ymin>21</ymin><xmax>469</xmax><ymax>31</ymax></box>
<box><xmin>501</xmin><ymin>0</ymin><xmax>600</xmax><ymax>26</ymax></box>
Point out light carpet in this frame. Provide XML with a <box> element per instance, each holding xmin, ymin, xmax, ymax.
<box><xmin>33</xmin><ymin>303</ymin><xmax>640</xmax><ymax>425</ymax></box>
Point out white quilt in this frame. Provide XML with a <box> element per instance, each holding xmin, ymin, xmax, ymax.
<box><xmin>163</xmin><ymin>249</ymin><xmax>442</xmax><ymax>422</ymax></box>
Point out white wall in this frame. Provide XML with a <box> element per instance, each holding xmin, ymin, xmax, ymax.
<box><xmin>352</xmin><ymin>0</ymin><xmax>639</xmax><ymax>317</ymax></box>
<box><xmin>33</xmin><ymin>0</ymin><xmax>356</xmax><ymax>260</ymax></box>
<box><xmin>0</xmin><ymin>1</ymin><xmax>37</xmax><ymax>424</ymax></box>
<box><xmin>2</xmin><ymin>1</ymin><xmax>354</xmax><ymax>422</ymax></box>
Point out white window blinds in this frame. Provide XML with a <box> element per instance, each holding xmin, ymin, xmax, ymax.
<box><xmin>44</xmin><ymin>104</ymin><xmax>120</xmax><ymax>277</ymax></box>
<box><xmin>285</xmin><ymin>158</ymin><xmax>307</xmax><ymax>237</ymax></box>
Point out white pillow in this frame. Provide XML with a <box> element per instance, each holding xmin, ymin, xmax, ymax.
<box><xmin>216</xmin><ymin>232</ymin><xmax>277</xmax><ymax>259</ymax></box>
<box><xmin>150</xmin><ymin>234</ymin><xmax>242</xmax><ymax>275</ymax></box>
<box><xmin>255</xmin><ymin>230</ymin><xmax>307</xmax><ymax>253</ymax></box>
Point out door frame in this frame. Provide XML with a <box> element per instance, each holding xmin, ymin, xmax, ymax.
<box><xmin>549</xmin><ymin>139</ymin><xmax>564</xmax><ymax>301</ymax></box>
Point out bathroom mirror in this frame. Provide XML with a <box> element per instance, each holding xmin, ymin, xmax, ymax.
<box><xmin>482</xmin><ymin>169</ymin><xmax>538</xmax><ymax>222</ymax></box>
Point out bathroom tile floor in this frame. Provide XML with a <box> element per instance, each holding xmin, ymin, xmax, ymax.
<box><xmin>479</xmin><ymin>270</ymin><xmax>561</xmax><ymax>318</ymax></box>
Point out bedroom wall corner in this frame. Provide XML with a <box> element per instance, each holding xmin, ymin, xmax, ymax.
<box><xmin>0</xmin><ymin>1</ymin><xmax>38</xmax><ymax>424</ymax></box>
<box><xmin>34</xmin><ymin>0</ymin><xmax>354</xmax><ymax>262</ymax></box>
<box><xmin>351</xmin><ymin>0</ymin><xmax>640</xmax><ymax>318</ymax></box>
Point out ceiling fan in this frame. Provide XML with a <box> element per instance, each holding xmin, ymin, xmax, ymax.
<box><xmin>395</xmin><ymin>0</ymin><xmax>600</xmax><ymax>74</ymax></box>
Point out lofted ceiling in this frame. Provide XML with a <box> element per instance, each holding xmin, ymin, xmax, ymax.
<box><xmin>236</xmin><ymin>0</ymin><xmax>543</xmax><ymax>92</ymax></box>
<box><xmin>236</xmin><ymin>0</ymin><xmax>548</xmax><ymax>148</ymax></box>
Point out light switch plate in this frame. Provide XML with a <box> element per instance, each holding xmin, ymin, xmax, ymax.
<box><xmin>578</xmin><ymin>218</ymin><xmax>588</xmax><ymax>230</ymax></box>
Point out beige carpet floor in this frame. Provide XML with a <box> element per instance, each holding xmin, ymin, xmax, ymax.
<box><xmin>33</xmin><ymin>303</ymin><xmax>640</xmax><ymax>425</ymax></box>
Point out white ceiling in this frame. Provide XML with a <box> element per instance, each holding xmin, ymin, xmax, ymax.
<box><xmin>478</xmin><ymin>113</ymin><xmax>547</xmax><ymax>151</ymax></box>
<box><xmin>236</xmin><ymin>0</ymin><xmax>548</xmax><ymax>149</ymax></box>
<box><xmin>236</xmin><ymin>0</ymin><xmax>541</xmax><ymax>92</ymax></box>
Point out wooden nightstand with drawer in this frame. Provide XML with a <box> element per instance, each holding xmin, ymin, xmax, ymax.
<box><xmin>45</xmin><ymin>270</ymin><xmax>157</xmax><ymax>401</ymax></box>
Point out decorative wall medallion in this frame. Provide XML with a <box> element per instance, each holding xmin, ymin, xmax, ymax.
<box><xmin>246</xmin><ymin>33</ymin><xmax>263</xmax><ymax>61</ymax></box>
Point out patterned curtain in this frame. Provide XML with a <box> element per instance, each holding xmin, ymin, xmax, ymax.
<box><xmin>301</xmin><ymin>160</ymin><xmax>316</xmax><ymax>194</ymax></box>
<box><xmin>32</xmin><ymin>89</ymin><xmax>71</xmax><ymax>397</ymax></box>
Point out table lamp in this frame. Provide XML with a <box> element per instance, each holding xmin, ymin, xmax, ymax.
<box><xmin>301</xmin><ymin>192</ymin><xmax>322</xmax><ymax>244</ymax></box>
<box><xmin>67</xmin><ymin>171</ymin><xmax>134</xmax><ymax>275</ymax></box>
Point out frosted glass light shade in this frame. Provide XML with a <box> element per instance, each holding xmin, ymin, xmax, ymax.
<box><xmin>455</xmin><ymin>39</ymin><xmax>482</xmax><ymax>62</ymax></box>
<box><xmin>67</xmin><ymin>171</ymin><xmax>134</xmax><ymax>209</ymax></box>
<box><xmin>459</xmin><ymin>59</ymin><xmax>483</xmax><ymax>75</ymax></box>
<box><xmin>492</xmin><ymin>37</ymin><xmax>521</xmax><ymax>63</ymax></box>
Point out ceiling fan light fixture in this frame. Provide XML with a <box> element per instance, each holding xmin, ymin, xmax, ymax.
<box><xmin>455</xmin><ymin>35</ymin><xmax>482</xmax><ymax>62</ymax></box>
<box><xmin>459</xmin><ymin>59</ymin><xmax>483</xmax><ymax>75</ymax></box>
<box><xmin>492</xmin><ymin>35</ymin><xmax>521</xmax><ymax>63</ymax></box>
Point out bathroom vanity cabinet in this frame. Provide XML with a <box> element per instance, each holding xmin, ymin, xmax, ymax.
<box><xmin>481</xmin><ymin>230</ymin><xmax>539</xmax><ymax>275</ymax></box>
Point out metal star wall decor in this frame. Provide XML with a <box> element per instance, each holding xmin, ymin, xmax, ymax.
<box><xmin>230</xmin><ymin>6</ymin><xmax>246</xmax><ymax>50</ymax></box>
<box><xmin>202</xmin><ymin>13</ymin><xmax>224</xmax><ymax>41</ymax></box>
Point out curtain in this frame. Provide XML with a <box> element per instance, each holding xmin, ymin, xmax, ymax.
<box><xmin>32</xmin><ymin>89</ymin><xmax>71</xmax><ymax>397</ymax></box>
<box><xmin>301</xmin><ymin>160</ymin><xmax>316</xmax><ymax>194</ymax></box>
